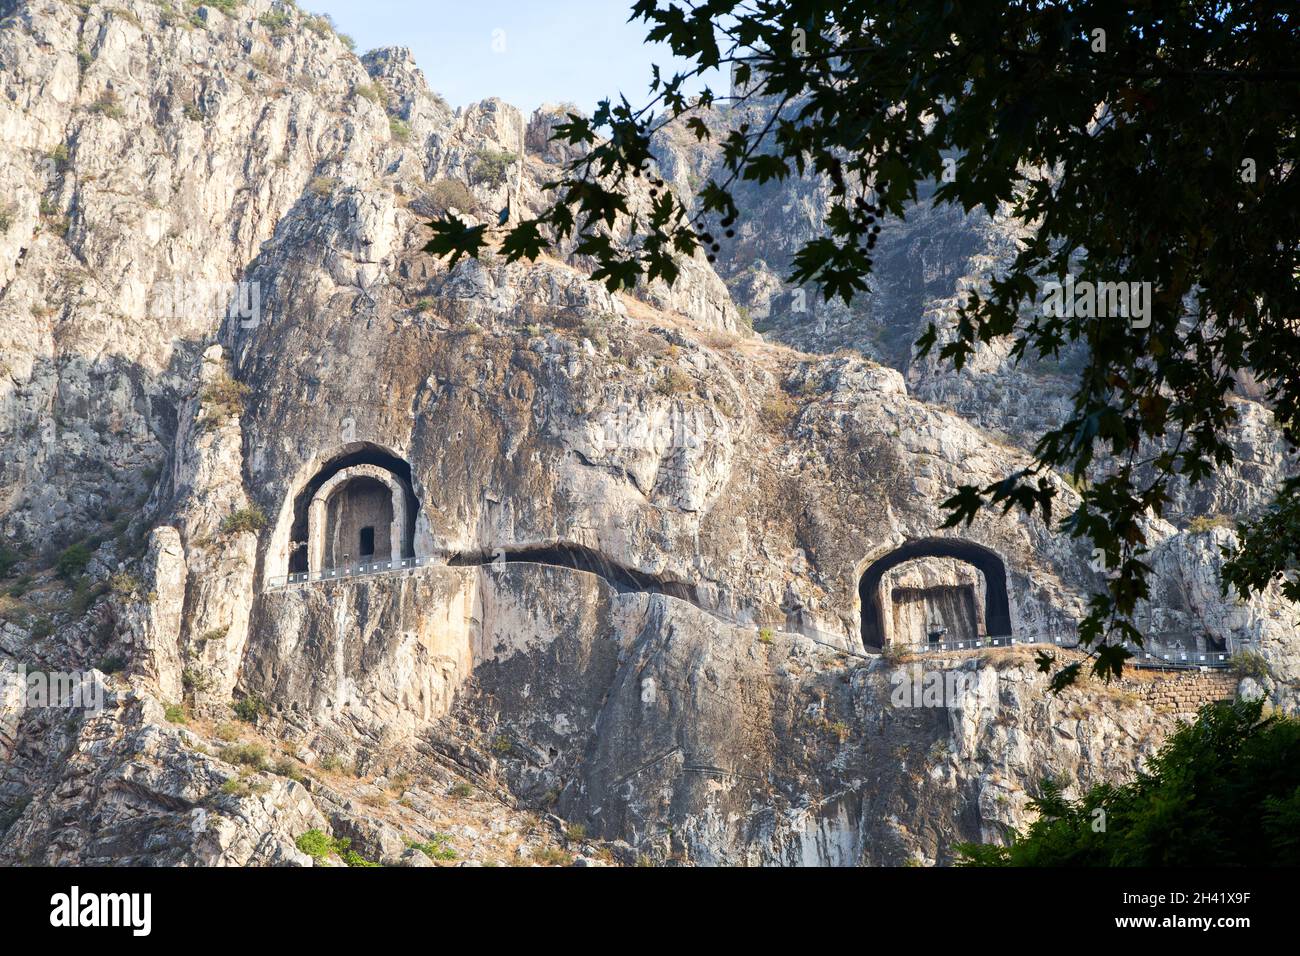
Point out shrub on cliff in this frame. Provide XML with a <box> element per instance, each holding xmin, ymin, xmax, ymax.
<box><xmin>955</xmin><ymin>699</ymin><xmax>1300</xmax><ymax>866</ymax></box>
<box><xmin>88</xmin><ymin>90</ymin><xmax>125</xmax><ymax>120</ymax></box>
<box><xmin>1229</xmin><ymin>650</ymin><xmax>1272</xmax><ymax>682</ymax></box>
<box><xmin>219</xmin><ymin>506</ymin><xmax>266</xmax><ymax>535</ymax></box>
<box><xmin>1187</xmin><ymin>514</ymin><xmax>1235</xmax><ymax>534</ymax></box>
<box><xmin>0</xmin><ymin>543</ymin><xmax>22</xmax><ymax>578</ymax></box>
<box><xmin>258</xmin><ymin>10</ymin><xmax>291</xmax><ymax>35</ymax></box>
<box><xmin>418</xmin><ymin>179</ymin><xmax>478</xmax><ymax>218</ymax></box>
<box><xmin>468</xmin><ymin>148</ymin><xmax>517</xmax><ymax>188</ymax></box>
<box><xmin>307</xmin><ymin>175</ymin><xmax>341</xmax><ymax>198</ymax></box>
<box><xmin>232</xmin><ymin>693</ymin><xmax>268</xmax><ymax>723</ymax></box>
<box><xmin>296</xmin><ymin>829</ymin><xmax>377</xmax><ymax>867</ymax></box>
<box><xmin>55</xmin><ymin>543</ymin><xmax>92</xmax><ymax>581</ymax></box>
<box><xmin>199</xmin><ymin>373</ymin><xmax>249</xmax><ymax>421</ymax></box>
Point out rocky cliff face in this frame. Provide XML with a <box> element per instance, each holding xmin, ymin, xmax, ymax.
<box><xmin>0</xmin><ymin>0</ymin><xmax>1296</xmax><ymax>866</ymax></box>
<box><xmin>659</xmin><ymin>97</ymin><xmax>1297</xmax><ymax>528</ymax></box>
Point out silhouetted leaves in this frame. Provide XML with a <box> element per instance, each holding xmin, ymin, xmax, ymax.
<box><xmin>421</xmin><ymin>216</ymin><xmax>487</xmax><ymax>267</ymax></box>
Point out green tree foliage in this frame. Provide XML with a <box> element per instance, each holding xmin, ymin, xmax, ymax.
<box><xmin>55</xmin><ymin>543</ymin><xmax>92</xmax><ymax>581</ymax></box>
<box><xmin>0</xmin><ymin>543</ymin><xmax>22</xmax><ymax>578</ymax></box>
<box><xmin>956</xmin><ymin>699</ymin><xmax>1300</xmax><ymax>865</ymax></box>
<box><xmin>424</xmin><ymin>2</ymin><xmax>1300</xmax><ymax>686</ymax></box>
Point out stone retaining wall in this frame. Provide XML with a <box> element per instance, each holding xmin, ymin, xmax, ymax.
<box><xmin>1120</xmin><ymin>670</ymin><xmax>1240</xmax><ymax>717</ymax></box>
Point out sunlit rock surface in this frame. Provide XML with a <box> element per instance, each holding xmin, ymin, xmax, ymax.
<box><xmin>0</xmin><ymin>0</ymin><xmax>1294</xmax><ymax>866</ymax></box>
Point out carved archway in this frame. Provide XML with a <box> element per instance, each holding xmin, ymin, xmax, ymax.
<box><xmin>280</xmin><ymin>443</ymin><xmax>422</xmax><ymax>577</ymax></box>
<box><xmin>858</xmin><ymin>538</ymin><xmax>1011</xmax><ymax>650</ymax></box>
<box><xmin>308</xmin><ymin>464</ymin><xmax>408</xmax><ymax>572</ymax></box>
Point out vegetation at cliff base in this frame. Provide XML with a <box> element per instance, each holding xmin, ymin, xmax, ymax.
<box><xmin>956</xmin><ymin>699</ymin><xmax>1300</xmax><ymax>866</ymax></box>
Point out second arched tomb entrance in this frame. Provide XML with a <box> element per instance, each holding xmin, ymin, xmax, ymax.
<box><xmin>858</xmin><ymin>538</ymin><xmax>1012</xmax><ymax>651</ymax></box>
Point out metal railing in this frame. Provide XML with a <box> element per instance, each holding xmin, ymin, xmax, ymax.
<box><xmin>1125</xmin><ymin>645</ymin><xmax>1232</xmax><ymax>669</ymax></box>
<box><xmin>891</xmin><ymin>632</ymin><xmax>1072</xmax><ymax>653</ymax></box>
<box><xmin>265</xmin><ymin>555</ymin><xmax>432</xmax><ymax>590</ymax></box>
<box><xmin>889</xmin><ymin>631</ymin><xmax>1232</xmax><ymax>669</ymax></box>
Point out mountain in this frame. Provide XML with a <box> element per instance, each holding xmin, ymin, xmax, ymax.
<box><xmin>0</xmin><ymin>0</ymin><xmax>1293</xmax><ymax>866</ymax></box>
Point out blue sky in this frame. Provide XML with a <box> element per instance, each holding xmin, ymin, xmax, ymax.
<box><xmin>301</xmin><ymin>0</ymin><xmax>716</xmax><ymax>116</ymax></box>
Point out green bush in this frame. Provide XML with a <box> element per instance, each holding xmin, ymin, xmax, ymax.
<box><xmin>199</xmin><ymin>373</ymin><xmax>249</xmax><ymax>420</ymax></box>
<box><xmin>164</xmin><ymin>703</ymin><xmax>187</xmax><ymax>724</ymax></box>
<box><xmin>218</xmin><ymin>742</ymin><xmax>268</xmax><ymax>770</ymax></box>
<box><xmin>296</xmin><ymin>829</ymin><xmax>376</xmax><ymax>865</ymax></box>
<box><xmin>69</xmin><ymin>578</ymin><xmax>108</xmax><ymax>617</ymax></box>
<box><xmin>319</xmin><ymin>753</ymin><xmax>353</xmax><ymax>775</ymax></box>
<box><xmin>89</xmin><ymin>90</ymin><xmax>125</xmax><ymax>120</ymax></box>
<box><xmin>220</xmin><ymin>777</ymin><xmax>269</xmax><ymax>798</ymax></box>
<box><xmin>182</xmin><ymin>666</ymin><xmax>214</xmax><ymax>695</ymax></box>
<box><xmin>0</xmin><ymin>544</ymin><xmax>21</xmax><ymax>578</ymax></box>
<box><xmin>296</xmin><ymin>828</ymin><xmax>335</xmax><ymax>860</ymax></box>
<box><xmin>655</xmin><ymin>367</ymin><xmax>693</xmax><ymax>397</ymax></box>
<box><xmin>1188</xmin><ymin>513</ymin><xmax>1236</xmax><ymax>534</ymax></box>
<box><xmin>97</xmin><ymin>654</ymin><xmax>126</xmax><ymax>674</ymax></box>
<box><xmin>303</xmin><ymin>13</ymin><xmax>332</xmax><ymax>38</ymax></box>
<box><xmin>0</xmin><ymin>202</ymin><xmax>15</xmax><ymax>234</ymax></box>
<box><xmin>258</xmin><ymin>10</ymin><xmax>291</xmax><ymax>33</ymax></box>
<box><xmin>274</xmin><ymin>756</ymin><xmax>304</xmax><ymax>782</ymax></box>
<box><xmin>219</xmin><ymin>506</ymin><xmax>266</xmax><ymax>535</ymax></box>
<box><xmin>389</xmin><ymin>117</ymin><xmax>411</xmax><ymax>143</ymax></box>
<box><xmin>108</xmin><ymin>571</ymin><xmax>139</xmax><ymax>597</ymax></box>
<box><xmin>355</xmin><ymin>82</ymin><xmax>385</xmax><ymax>106</ymax></box>
<box><xmin>408</xmin><ymin>835</ymin><xmax>456</xmax><ymax>861</ymax></box>
<box><xmin>468</xmin><ymin>148</ymin><xmax>517</xmax><ymax>187</ymax></box>
<box><xmin>758</xmin><ymin>392</ymin><xmax>798</xmax><ymax>432</ymax></box>
<box><xmin>532</xmin><ymin>847</ymin><xmax>573</xmax><ymax>866</ymax></box>
<box><xmin>56</xmin><ymin>542</ymin><xmax>92</xmax><ymax>580</ymax></box>
<box><xmin>232</xmin><ymin>693</ymin><xmax>268</xmax><ymax>723</ymax></box>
